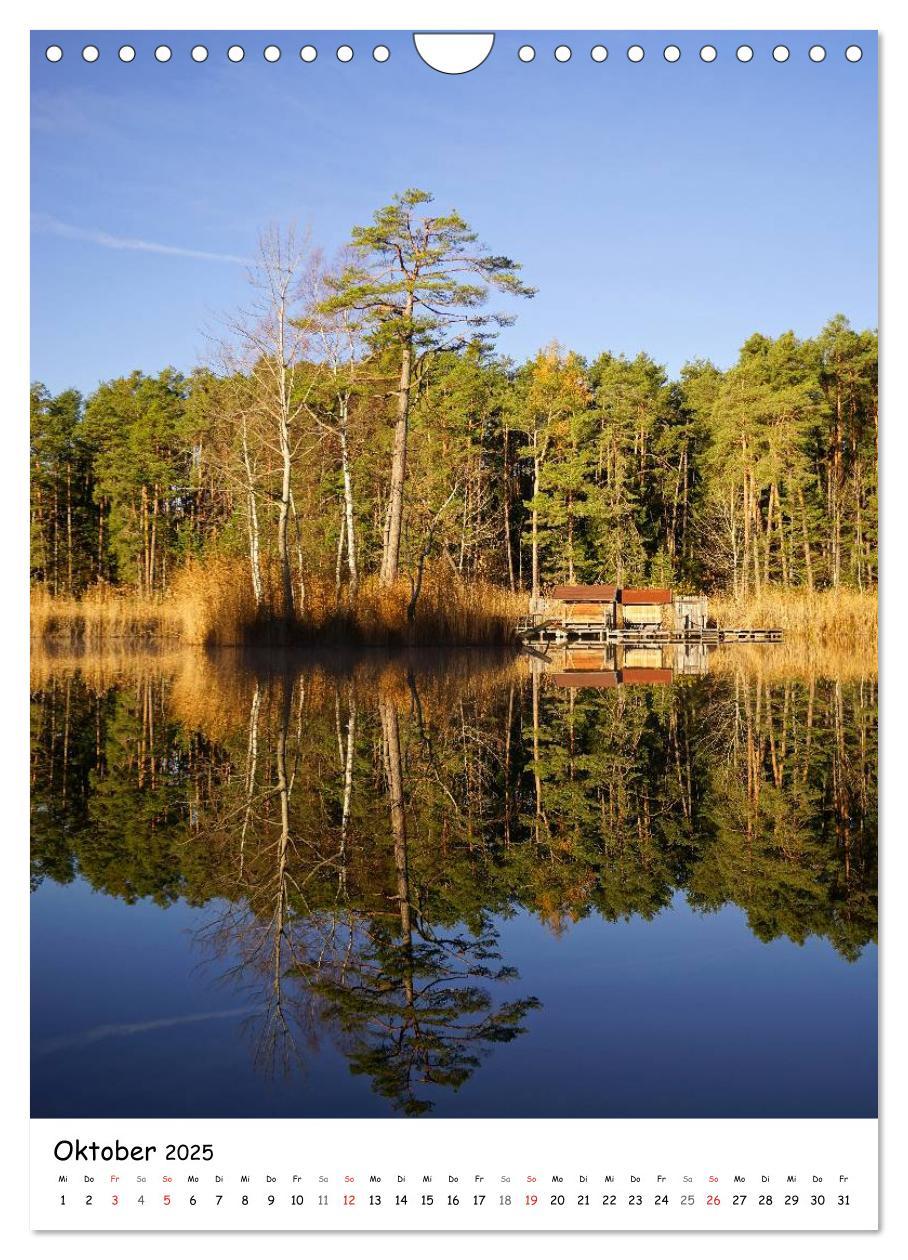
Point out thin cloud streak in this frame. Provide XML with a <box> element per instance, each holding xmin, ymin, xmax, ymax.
<box><xmin>33</xmin><ymin>213</ymin><xmax>252</xmax><ymax>266</ymax></box>
<box><xmin>34</xmin><ymin>1006</ymin><xmax>260</xmax><ymax>1055</ymax></box>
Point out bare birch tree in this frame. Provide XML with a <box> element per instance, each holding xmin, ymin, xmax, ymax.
<box><xmin>224</xmin><ymin>226</ymin><xmax>318</xmax><ymax>622</ymax></box>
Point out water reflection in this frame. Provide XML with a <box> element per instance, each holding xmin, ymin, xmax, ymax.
<box><xmin>30</xmin><ymin>645</ymin><xmax>877</xmax><ymax>1116</ymax></box>
<box><xmin>529</xmin><ymin>642</ymin><xmax>709</xmax><ymax>688</ymax></box>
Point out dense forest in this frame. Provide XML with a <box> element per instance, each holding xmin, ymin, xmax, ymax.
<box><xmin>31</xmin><ymin>652</ymin><xmax>876</xmax><ymax>1110</ymax></box>
<box><xmin>30</xmin><ymin>190</ymin><xmax>878</xmax><ymax>637</ymax></box>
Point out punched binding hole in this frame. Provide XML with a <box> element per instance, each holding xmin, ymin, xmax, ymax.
<box><xmin>41</xmin><ymin>34</ymin><xmax>865</xmax><ymax>69</ymax></box>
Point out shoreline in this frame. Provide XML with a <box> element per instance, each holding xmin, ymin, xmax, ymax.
<box><xmin>31</xmin><ymin>584</ymin><xmax>877</xmax><ymax>653</ymax></box>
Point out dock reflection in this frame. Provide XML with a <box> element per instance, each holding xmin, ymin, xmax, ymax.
<box><xmin>530</xmin><ymin>643</ymin><xmax>711</xmax><ymax>689</ymax></box>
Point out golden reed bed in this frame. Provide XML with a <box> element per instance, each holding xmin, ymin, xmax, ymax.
<box><xmin>32</xmin><ymin>565</ymin><xmax>877</xmax><ymax>659</ymax></box>
<box><xmin>30</xmin><ymin>559</ymin><xmax>528</xmax><ymax>648</ymax></box>
<box><xmin>710</xmin><ymin>587</ymin><xmax>877</xmax><ymax>651</ymax></box>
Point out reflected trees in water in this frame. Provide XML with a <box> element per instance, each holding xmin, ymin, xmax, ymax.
<box><xmin>30</xmin><ymin>648</ymin><xmax>877</xmax><ymax>1108</ymax></box>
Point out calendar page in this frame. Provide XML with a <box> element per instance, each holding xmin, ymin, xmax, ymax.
<box><xmin>27</xmin><ymin>15</ymin><xmax>879</xmax><ymax>1237</ymax></box>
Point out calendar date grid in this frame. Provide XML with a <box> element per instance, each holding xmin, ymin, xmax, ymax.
<box><xmin>51</xmin><ymin>1168</ymin><xmax>859</xmax><ymax>1216</ymax></box>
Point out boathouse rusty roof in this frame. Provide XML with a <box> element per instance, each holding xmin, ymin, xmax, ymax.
<box><xmin>550</xmin><ymin>584</ymin><xmax>618</xmax><ymax>602</ymax></box>
<box><xmin>618</xmin><ymin>588</ymin><xmax>672</xmax><ymax>605</ymax></box>
<box><xmin>549</xmin><ymin>584</ymin><xmax>673</xmax><ymax>605</ymax></box>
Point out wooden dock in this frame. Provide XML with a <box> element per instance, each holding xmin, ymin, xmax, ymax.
<box><xmin>515</xmin><ymin>619</ymin><xmax>783</xmax><ymax>645</ymax></box>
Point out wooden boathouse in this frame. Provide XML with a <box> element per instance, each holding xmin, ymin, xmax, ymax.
<box><xmin>616</xmin><ymin>586</ymin><xmax>673</xmax><ymax>628</ymax></box>
<box><xmin>547</xmin><ymin>585</ymin><xmax>618</xmax><ymax>631</ymax></box>
<box><xmin>547</xmin><ymin>584</ymin><xmax>678</xmax><ymax>633</ymax></box>
<box><xmin>518</xmin><ymin>584</ymin><xmax>780</xmax><ymax>645</ymax></box>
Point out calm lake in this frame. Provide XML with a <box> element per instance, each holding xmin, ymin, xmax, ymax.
<box><xmin>30</xmin><ymin>644</ymin><xmax>877</xmax><ymax>1119</ymax></box>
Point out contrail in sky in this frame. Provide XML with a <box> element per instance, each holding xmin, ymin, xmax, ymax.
<box><xmin>33</xmin><ymin>213</ymin><xmax>252</xmax><ymax>265</ymax></box>
<box><xmin>34</xmin><ymin>1007</ymin><xmax>260</xmax><ymax>1054</ymax></box>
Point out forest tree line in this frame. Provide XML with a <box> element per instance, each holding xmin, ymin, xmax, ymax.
<box><xmin>30</xmin><ymin>190</ymin><xmax>878</xmax><ymax>616</ymax></box>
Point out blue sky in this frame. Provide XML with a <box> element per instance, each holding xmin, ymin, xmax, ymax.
<box><xmin>31</xmin><ymin>30</ymin><xmax>877</xmax><ymax>395</ymax></box>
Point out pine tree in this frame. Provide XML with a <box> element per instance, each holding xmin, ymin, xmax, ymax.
<box><xmin>321</xmin><ymin>189</ymin><xmax>534</xmax><ymax>585</ymax></box>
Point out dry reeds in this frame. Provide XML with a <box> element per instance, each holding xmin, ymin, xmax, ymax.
<box><xmin>294</xmin><ymin>574</ymin><xmax>527</xmax><ymax>646</ymax></box>
<box><xmin>710</xmin><ymin>587</ymin><xmax>877</xmax><ymax>651</ymax></box>
<box><xmin>31</xmin><ymin>561</ymin><xmax>530</xmax><ymax>648</ymax></box>
<box><xmin>168</xmin><ymin>556</ymin><xmax>263</xmax><ymax>645</ymax></box>
<box><xmin>32</xmin><ymin>569</ymin><xmax>877</xmax><ymax>653</ymax></box>
<box><xmin>30</xmin><ymin>584</ymin><xmax>185</xmax><ymax>645</ymax></box>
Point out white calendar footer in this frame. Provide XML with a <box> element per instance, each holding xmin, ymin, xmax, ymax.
<box><xmin>30</xmin><ymin>1117</ymin><xmax>878</xmax><ymax>1231</ymax></box>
